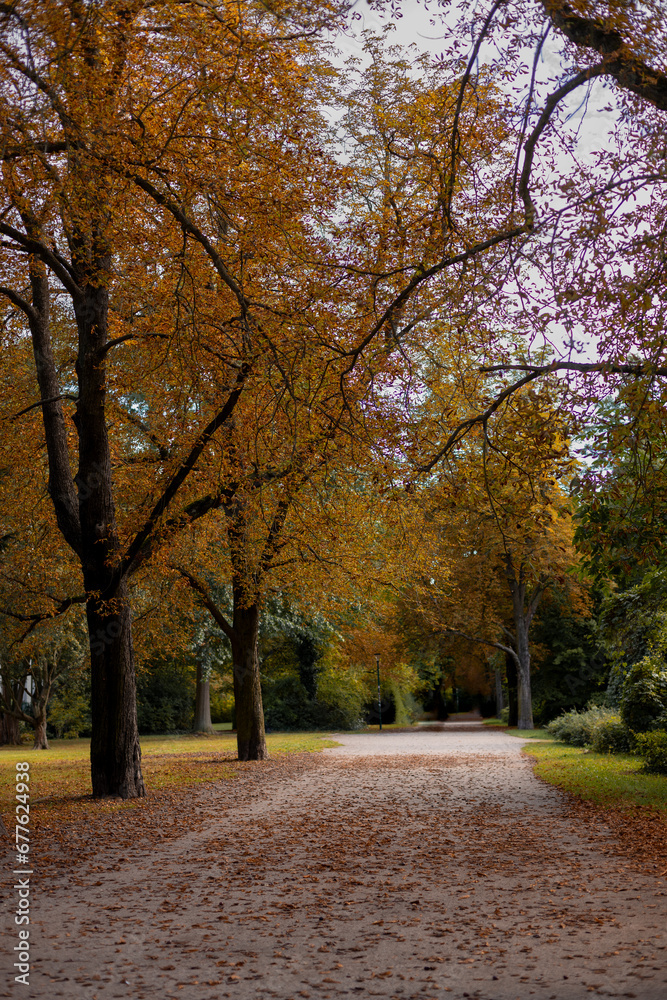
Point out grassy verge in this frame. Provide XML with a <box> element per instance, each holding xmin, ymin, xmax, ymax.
<box><xmin>523</xmin><ymin>741</ymin><xmax>667</xmax><ymax>812</ymax></box>
<box><xmin>481</xmin><ymin>720</ymin><xmax>551</xmax><ymax>739</ymax></box>
<box><xmin>510</xmin><ymin>728</ymin><xmax>551</xmax><ymax>739</ymax></box>
<box><xmin>0</xmin><ymin>731</ymin><xmax>339</xmax><ymax>815</ymax></box>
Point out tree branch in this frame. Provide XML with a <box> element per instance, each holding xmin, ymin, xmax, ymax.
<box><xmin>544</xmin><ymin>0</ymin><xmax>667</xmax><ymax>110</ymax></box>
<box><xmin>174</xmin><ymin>566</ymin><xmax>235</xmax><ymax>642</ymax></box>
<box><xmin>120</xmin><ymin>365</ymin><xmax>251</xmax><ymax>580</ymax></box>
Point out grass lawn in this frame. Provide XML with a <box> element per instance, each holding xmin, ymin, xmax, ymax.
<box><xmin>481</xmin><ymin>719</ymin><xmax>551</xmax><ymax>739</ymax></box>
<box><xmin>523</xmin><ymin>741</ymin><xmax>667</xmax><ymax>812</ymax></box>
<box><xmin>0</xmin><ymin>730</ymin><xmax>339</xmax><ymax>818</ymax></box>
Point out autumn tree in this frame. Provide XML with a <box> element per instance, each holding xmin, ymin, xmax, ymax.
<box><xmin>0</xmin><ymin>0</ymin><xmax>358</xmax><ymax>788</ymax></box>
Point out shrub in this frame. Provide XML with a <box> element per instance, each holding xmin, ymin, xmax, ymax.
<box><xmin>634</xmin><ymin>730</ymin><xmax>667</xmax><ymax>774</ymax></box>
<box><xmin>620</xmin><ymin>655</ymin><xmax>667</xmax><ymax>733</ymax></box>
<box><xmin>546</xmin><ymin>706</ymin><xmax>616</xmax><ymax>747</ymax></box>
<box><xmin>589</xmin><ymin>715</ymin><xmax>634</xmax><ymax>754</ymax></box>
<box><xmin>136</xmin><ymin>658</ymin><xmax>194</xmax><ymax>733</ymax></box>
<box><xmin>499</xmin><ymin>706</ymin><xmax>510</xmax><ymax>724</ymax></box>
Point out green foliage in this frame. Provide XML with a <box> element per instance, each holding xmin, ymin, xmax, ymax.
<box><xmin>390</xmin><ymin>681</ymin><xmax>419</xmax><ymax>726</ymax></box>
<box><xmin>259</xmin><ymin>601</ymin><xmax>364</xmax><ymax>731</ymax></box>
<box><xmin>136</xmin><ymin>657</ymin><xmax>194</xmax><ymax>734</ymax></box>
<box><xmin>573</xmin><ymin>388</ymin><xmax>667</xmax><ymax>589</ymax></box>
<box><xmin>545</xmin><ymin>705</ymin><xmax>618</xmax><ymax>747</ymax></box>
<box><xmin>598</xmin><ymin>568</ymin><xmax>667</xmax><ymax>706</ymax></box>
<box><xmin>619</xmin><ymin>655</ymin><xmax>667</xmax><ymax>733</ymax></box>
<box><xmin>634</xmin><ymin>730</ymin><xmax>667</xmax><ymax>774</ymax></box>
<box><xmin>530</xmin><ymin>589</ymin><xmax>607</xmax><ymax>725</ymax></box>
<box><xmin>589</xmin><ymin>715</ymin><xmax>634</xmax><ymax>754</ymax></box>
<box><xmin>499</xmin><ymin>706</ymin><xmax>510</xmax><ymax>724</ymax></box>
<box><xmin>46</xmin><ymin>660</ymin><xmax>91</xmax><ymax>739</ymax></box>
<box><xmin>47</xmin><ymin>691</ymin><xmax>90</xmax><ymax>739</ymax></box>
<box><xmin>210</xmin><ymin>686</ymin><xmax>234</xmax><ymax>724</ymax></box>
<box><xmin>262</xmin><ymin>656</ymin><xmax>365</xmax><ymax>731</ymax></box>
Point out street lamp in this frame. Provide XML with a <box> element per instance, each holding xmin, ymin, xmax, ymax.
<box><xmin>375</xmin><ymin>653</ymin><xmax>382</xmax><ymax>731</ymax></box>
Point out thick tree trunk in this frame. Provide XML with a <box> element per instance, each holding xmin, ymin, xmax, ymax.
<box><xmin>88</xmin><ymin>586</ymin><xmax>144</xmax><ymax>797</ymax></box>
<box><xmin>75</xmin><ymin>280</ymin><xmax>144</xmax><ymax>799</ymax></box>
<box><xmin>32</xmin><ymin>715</ymin><xmax>48</xmax><ymax>750</ymax></box>
<box><xmin>194</xmin><ymin>661</ymin><xmax>214</xmax><ymax>733</ymax></box>
<box><xmin>231</xmin><ymin>602</ymin><xmax>267</xmax><ymax>761</ymax></box>
<box><xmin>0</xmin><ymin>712</ymin><xmax>21</xmax><ymax>745</ymax></box>
<box><xmin>505</xmin><ymin>650</ymin><xmax>518</xmax><ymax>727</ymax></box>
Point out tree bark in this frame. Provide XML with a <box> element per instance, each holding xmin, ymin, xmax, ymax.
<box><xmin>504</xmin><ymin>555</ymin><xmax>545</xmax><ymax>731</ymax></box>
<box><xmin>231</xmin><ymin>601</ymin><xmax>267</xmax><ymax>761</ymax></box>
<box><xmin>32</xmin><ymin>714</ymin><xmax>48</xmax><ymax>750</ymax></box>
<box><xmin>194</xmin><ymin>661</ymin><xmax>214</xmax><ymax>733</ymax></box>
<box><xmin>0</xmin><ymin>712</ymin><xmax>21</xmax><ymax>745</ymax></box>
<box><xmin>515</xmin><ymin>620</ymin><xmax>534</xmax><ymax>730</ymax></box>
<box><xmin>74</xmin><ymin>278</ymin><xmax>144</xmax><ymax>798</ymax></box>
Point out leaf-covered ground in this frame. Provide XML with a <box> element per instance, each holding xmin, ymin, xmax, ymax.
<box><xmin>2</xmin><ymin>725</ymin><xmax>666</xmax><ymax>999</ymax></box>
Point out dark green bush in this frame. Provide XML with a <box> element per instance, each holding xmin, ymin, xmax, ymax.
<box><xmin>262</xmin><ymin>668</ymin><xmax>364</xmax><ymax>731</ymax></box>
<box><xmin>589</xmin><ymin>716</ymin><xmax>634</xmax><ymax>754</ymax></box>
<box><xmin>620</xmin><ymin>656</ymin><xmax>667</xmax><ymax>733</ymax></box>
<box><xmin>634</xmin><ymin>730</ymin><xmax>667</xmax><ymax>774</ymax></box>
<box><xmin>136</xmin><ymin>658</ymin><xmax>194</xmax><ymax>733</ymax></box>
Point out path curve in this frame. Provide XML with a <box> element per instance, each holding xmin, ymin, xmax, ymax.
<box><xmin>5</xmin><ymin>724</ymin><xmax>667</xmax><ymax>999</ymax></box>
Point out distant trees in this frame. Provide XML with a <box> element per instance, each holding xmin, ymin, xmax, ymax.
<box><xmin>0</xmin><ymin>616</ymin><xmax>86</xmax><ymax>748</ymax></box>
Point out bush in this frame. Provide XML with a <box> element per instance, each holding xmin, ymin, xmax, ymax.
<box><xmin>262</xmin><ymin>663</ymin><xmax>365</xmax><ymax>732</ymax></box>
<box><xmin>46</xmin><ymin>667</ymin><xmax>91</xmax><ymax>739</ymax></box>
<box><xmin>620</xmin><ymin>655</ymin><xmax>667</xmax><ymax>733</ymax></box>
<box><xmin>546</xmin><ymin>706</ymin><xmax>616</xmax><ymax>747</ymax></box>
<box><xmin>634</xmin><ymin>730</ymin><xmax>667</xmax><ymax>774</ymax></box>
<box><xmin>589</xmin><ymin>715</ymin><xmax>634</xmax><ymax>754</ymax></box>
<box><xmin>499</xmin><ymin>706</ymin><xmax>510</xmax><ymax>724</ymax></box>
<box><xmin>137</xmin><ymin>658</ymin><xmax>194</xmax><ymax>733</ymax></box>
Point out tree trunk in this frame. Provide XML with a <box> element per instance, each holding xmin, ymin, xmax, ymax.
<box><xmin>495</xmin><ymin>667</ymin><xmax>504</xmax><ymax>717</ymax></box>
<box><xmin>75</xmin><ymin>281</ymin><xmax>144</xmax><ymax>799</ymax></box>
<box><xmin>88</xmin><ymin>587</ymin><xmax>144</xmax><ymax>797</ymax></box>
<box><xmin>505</xmin><ymin>650</ymin><xmax>518</xmax><ymax>727</ymax></box>
<box><xmin>515</xmin><ymin>621</ymin><xmax>534</xmax><ymax>730</ymax></box>
<box><xmin>194</xmin><ymin>661</ymin><xmax>214</xmax><ymax>733</ymax></box>
<box><xmin>433</xmin><ymin>681</ymin><xmax>448</xmax><ymax>721</ymax></box>
<box><xmin>32</xmin><ymin>715</ymin><xmax>48</xmax><ymax>750</ymax></box>
<box><xmin>0</xmin><ymin>712</ymin><xmax>21</xmax><ymax>745</ymax></box>
<box><xmin>231</xmin><ymin>602</ymin><xmax>267</xmax><ymax>761</ymax></box>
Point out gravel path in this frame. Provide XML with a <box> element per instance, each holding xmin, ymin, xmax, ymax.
<box><xmin>3</xmin><ymin>724</ymin><xmax>667</xmax><ymax>999</ymax></box>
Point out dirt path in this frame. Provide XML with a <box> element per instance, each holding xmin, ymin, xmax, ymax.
<box><xmin>3</xmin><ymin>724</ymin><xmax>667</xmax><ymax>999</ymax></box>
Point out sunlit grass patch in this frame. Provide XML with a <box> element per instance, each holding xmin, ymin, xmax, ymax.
<box><xmin>0</xmin><ymin>731</ymin><xmax>339</xmax><ymax>818</ymax></box>
<box><xmin>510</xmin><ymin>728</ymin><xmax>551</xmax><ymax>740</ymax></box>
<box><xmin>524</xmin><ymin>742</ymin><xmax>667</xmax><ymax>812</ymax></box>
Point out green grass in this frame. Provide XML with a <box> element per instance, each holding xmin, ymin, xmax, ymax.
<box><xmin>509</xmin><ymin>727</ymin><xmax>551</xmax><ymax>739</ymax></box>
<box><xmin>481</xmin><ymin>720</ymin><xmax>551</xmax><ymax>739</ymax></box>
<box><xmin>0</xmin><ymin>731</ymin><xmax>339</xmax><ymax>812</ymax></box>
<box><xmin>524</xmin><ymin>741</ymin><xmax>667</xmax><ymax>812</ymax></box>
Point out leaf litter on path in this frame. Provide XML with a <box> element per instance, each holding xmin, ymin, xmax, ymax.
<box><xmin>2</xmin><ymin>728</ymin><xmax>666</xmax><ymax>1000</ymax></box>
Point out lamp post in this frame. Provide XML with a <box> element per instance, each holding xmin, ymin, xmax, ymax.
<box><xmin>375</xmin><ymin>653</ymin><xmax>382</xmax><ymax>731</ymax></box>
